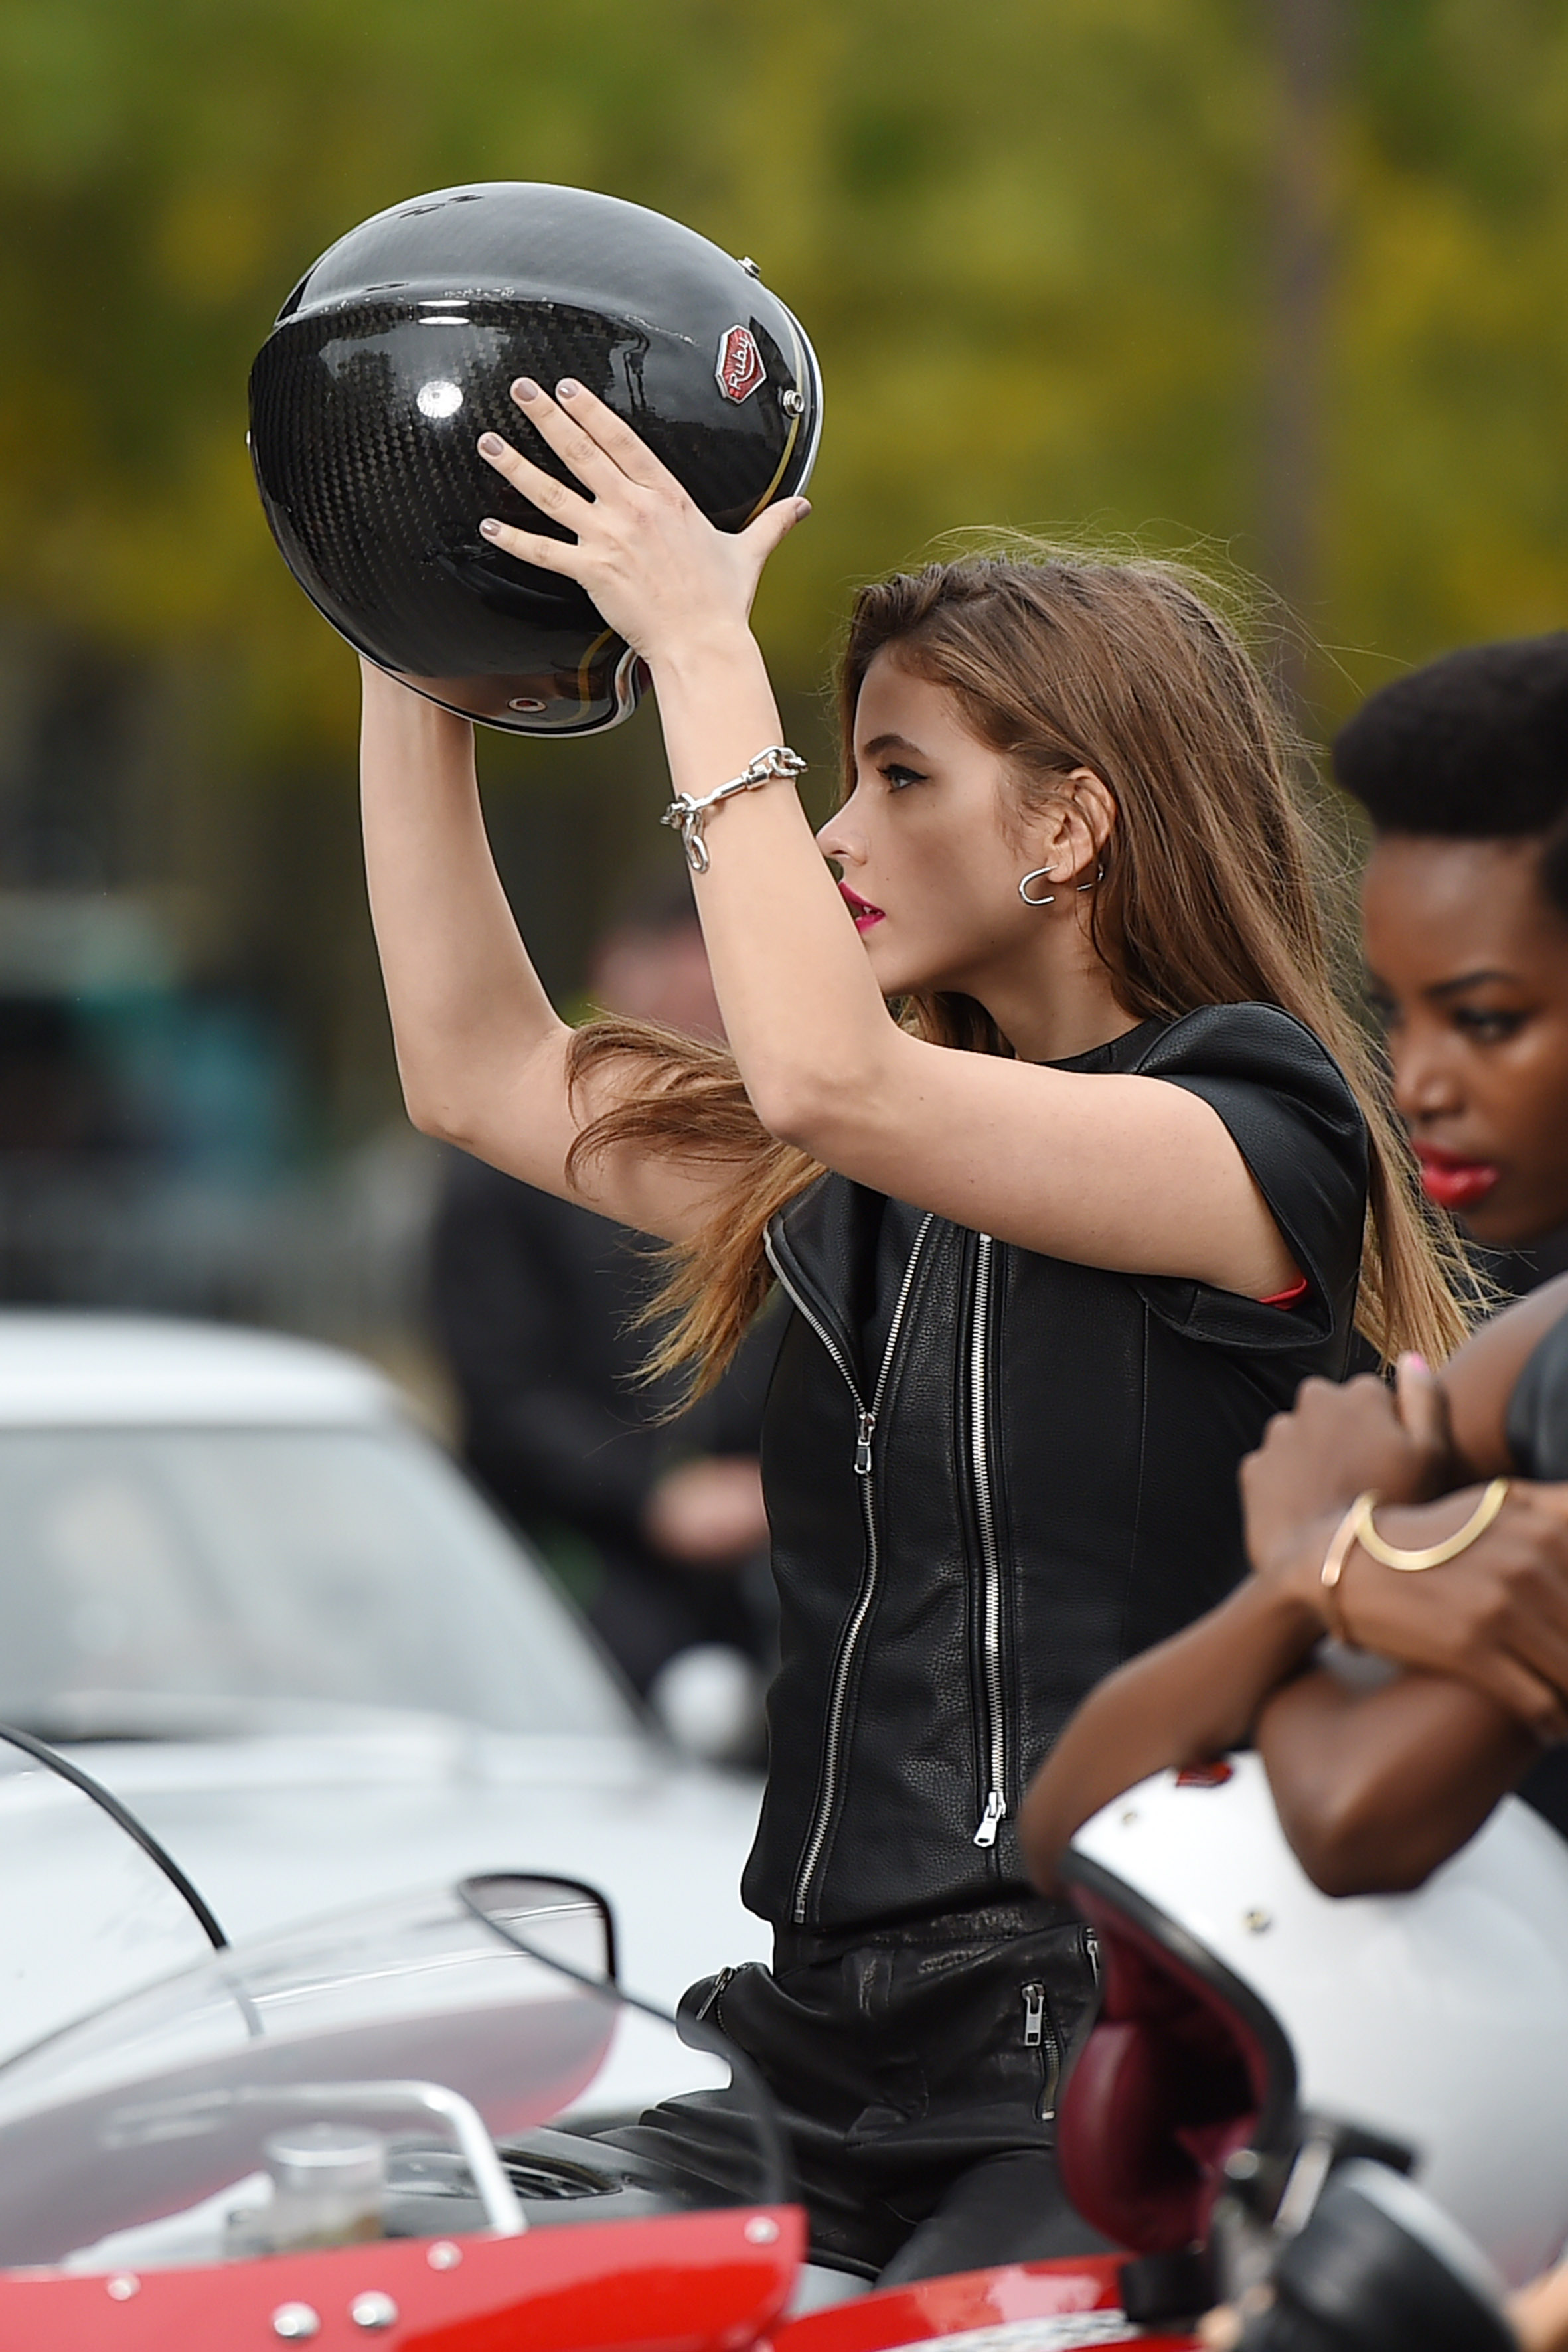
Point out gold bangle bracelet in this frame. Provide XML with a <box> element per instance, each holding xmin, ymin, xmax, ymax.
<box><xmin>1319</xmin><ymin>1492</ymin><xmax>1373</xmax><ymax>1640</ymax></box>
<box><xmin>1354</xmin><ymin>1476</ymin><xmax>1512</xmax><ymax>1573</ymax></box>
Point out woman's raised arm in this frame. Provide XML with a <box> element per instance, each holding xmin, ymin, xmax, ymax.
<box><xmin>358</xmin><ymin>658</ymin><xmax>741</xmax><ymax>1241</ymax></box>
<box><xmin>471</xmin><ymin>378</ymin><xmax>1295</xmax><ymax>1298</ymax></box>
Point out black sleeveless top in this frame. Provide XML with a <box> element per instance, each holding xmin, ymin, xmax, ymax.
<box><xmin>749</xmin><ymin>1003</ymin><xmax>1370</xmax><ymax>1936</ymax></box>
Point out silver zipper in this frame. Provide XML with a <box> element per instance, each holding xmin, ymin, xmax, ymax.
<box><xmin>688</xmin><ymin>1965</ymin><xmax>736</xmax><ymax>2026</ymax></box>
<box><xmin>765</xmin><ymin>1212</ymin><xmax>935</xmax><ymax>1924</ymax></box>
<box><xmin>971</xmin><ymin>1232</ymin><xmax>1006</xmax><ymax>1847</ymax></box>
<box><xmin>1021</xmin><ymin>1980</ymin><xmax>1061</xmax><ymax>2120</ymax></box>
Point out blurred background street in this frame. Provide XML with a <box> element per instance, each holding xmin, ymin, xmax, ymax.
<box><xmin>1</xmin><ymin>0</ymin><xmax>1567</xmax><ymax>1391</ymax></box>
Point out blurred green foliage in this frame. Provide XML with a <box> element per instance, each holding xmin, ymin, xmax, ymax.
<box><xmin>7</xmin><ymin>0</ymin><xmax>1567</xmax><ymax>727</ymax></box>
<box><xmin>1</xmin><ymin>0</ymin><xmax>1566</xmax><ymax>1121</ymax></box>
<box><xmin>0</xmin><ymin>0</ymin><xmax>1264</xmax><ymax>751</ymax></box>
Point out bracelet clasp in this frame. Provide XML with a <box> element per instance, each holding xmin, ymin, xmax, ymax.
<box><xmin>661</xmin><ymin>745</ymin><xmax>808</xmax><ymax>873</ymax></box>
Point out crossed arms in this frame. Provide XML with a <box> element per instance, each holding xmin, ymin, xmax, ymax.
<box><xmin>1021</xmin><ymin>1276</ymin><xmax>1568</xmax><ymax>1897</ymax></box>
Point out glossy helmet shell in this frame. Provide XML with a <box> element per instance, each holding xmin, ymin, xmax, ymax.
<box><xmin>1059</xmin><ymin>1751</ymin><xmax>1568</xmax><ymax>2288</ymax></box>
<box><xmin>248</xmin><ymin>183</ymin><xmax>823</xmax><ymax>735</ymax></box>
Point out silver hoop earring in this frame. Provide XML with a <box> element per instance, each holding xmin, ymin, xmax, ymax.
<box><xmin>1077</xmin><ymin>860</ymin><xmax>1107</xmax><ymax>894</ymax></box>
<box><xmin>1018</xmin><ymin>867</ymin><xmax>1056</xmax><ymax>907</ymax></box>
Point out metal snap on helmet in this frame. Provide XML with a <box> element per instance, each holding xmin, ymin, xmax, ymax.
<box><xmin>248</xmin><ymin>183</ymin><xmax>823</xmax><ymax>736</ymax></box>
<box><xmin>1058</xmin><ymin>1751</ymin><xmax>1568</xmax><ymax>2289</ymax></box>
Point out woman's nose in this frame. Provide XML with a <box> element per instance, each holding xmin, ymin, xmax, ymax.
<box><xmin>1390</xmin><ymin>1022</ymin><xmax>1463</xmax><ymax>1127</ymax></box>
<box><xmin>816</xmin><ymin>805</ymin><xmax>865</xmax><ymax>865</ymax></box>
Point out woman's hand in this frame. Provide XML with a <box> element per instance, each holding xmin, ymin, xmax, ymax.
<box><xmin>1334</xmin><ymin>1484</ymin><xmax>1568</xmax><ymax>1742</ymax></box>
<box><xmin>1239</xmin><ymin>1358</ymin><xmax>1568</xmax><ymax>1731</ymax></box>
<box><xmin>1510</xmin><ymin>2254</ymin><xmax>1568</xmax><ymax>2352</ymax></box>
<box><xmin>473</xmin><ymin>377</ymin><xmax>808</xmax><ymax>670</ymax></box>
<box><xmin>1239</xmin><ymin>1356</ymin><xmax>1454</xmax><ymax>1597</ymax></box>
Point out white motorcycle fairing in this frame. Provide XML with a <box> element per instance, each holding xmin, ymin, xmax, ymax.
<box><xmin>1059</xmin><ymin>1751</ymin><xmax>1568</xmax><ymax>2288</ymax></box>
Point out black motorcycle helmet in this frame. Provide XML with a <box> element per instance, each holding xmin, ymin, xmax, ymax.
<box><xmin>248</xmin><ymin>183</ymin><xmax>823</xmax><ymax>735</ymax></box>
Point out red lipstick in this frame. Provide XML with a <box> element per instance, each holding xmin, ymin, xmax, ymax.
<box><xmin>1414</xmin><ymin>1144</ymin><xmax>1501</xmax><ymax>1211</ymax></box>
<box><xmin>838</xmin><ymin>883</ymin><xmax>885</xmax><ymax>933</ymax></box>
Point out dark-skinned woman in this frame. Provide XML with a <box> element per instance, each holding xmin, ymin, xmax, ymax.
<box><xmin>1334</xmin><ymin>634</ymin><xmax>1568</xmax><ymax>1296</ymax></box>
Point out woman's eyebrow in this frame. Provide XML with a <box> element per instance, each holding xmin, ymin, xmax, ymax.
<box><xmin>1427</xmin><ymin>969</ymin><xmax>1522</xmax><ymax>998</ymax></box>
<box><xmin>859</xmin><ymin>732</ymin><xmax>931</xmax><ymax>759</ymax></box>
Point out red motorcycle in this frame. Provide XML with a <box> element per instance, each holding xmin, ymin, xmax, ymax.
<box><xmin>0</xmin><ymin>1730</ymin><xmax>1522</xmax><ymax>2352</ymax></box>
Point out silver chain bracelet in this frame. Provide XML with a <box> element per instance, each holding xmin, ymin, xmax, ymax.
<box><xmin>661</xmin><ymin>745</ymin><xmax>809</xmax><ymax>874</ymax></box>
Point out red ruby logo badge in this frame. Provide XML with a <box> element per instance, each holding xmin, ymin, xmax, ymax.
<box><xmin>1175</xmin><ymin>1760</ymin><xmax>1235</xmax><ymax>1789</ymax></box>
<box><xmin>716</xmin><ymin>324</ymin><xmax>765</xmax><ymax>403</ymax></box>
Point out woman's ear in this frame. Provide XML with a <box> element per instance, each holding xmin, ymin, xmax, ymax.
<box><xmin>1042</xmin><ymin>768</ymin><xmax>1117</xmax><ymax>886</ymax></box>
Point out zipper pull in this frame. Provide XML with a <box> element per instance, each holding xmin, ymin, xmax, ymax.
<box><xmin>973</xmin><ymin>1788</ymin><xmax>1005</xmax><ymax>1847</ymax></box>
<box><xmin>854</xmin><ymin>1409</ymin><xmax>875</xmax><ymax>1477</ymax></box>
<box><xmin>1022</xmin><ymin>1981</ymin><xmax>1045</xmax><ymax>2047</ymax></box>
<box><xmin>686</xmin><ymin>1965</ymin><xmax>736</xmax><ymax>2026</ymax></box>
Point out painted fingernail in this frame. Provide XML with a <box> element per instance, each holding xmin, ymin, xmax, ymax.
<box><xmin>477</xmin><ymin>432</ymin><xmax>504</xmax><ymax>457</ymax></box>
<box><xmin>1401</xmin><ymin>1351</ymin><xmax>1430</xmax><ymax>1373</ymax></box>
<box><xmin>511</xmin><ymin>377</ymin><xmax>540</xmax><ymax>402</ymax></box>
<box><xmin>556</xmin><ymin>378</ymin><xmax>582</xmax><ymax>398</ymax></box>
<box><xmin>796</xmin><ymin>497</ymin><xmax>812</xmax><ymax>517</ymax></box>
<box><xmin>479</xmin><ymin>517</ymin><xmax>502</xmax><ymax>538</ymax></box>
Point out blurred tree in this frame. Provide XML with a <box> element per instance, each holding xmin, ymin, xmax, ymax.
<box><xmin>1328</xmin><ymin>1</ymin><xmax>1568</xmax><ymax>702</ymax></box>
<box><xmin>0</xmin><ymin>0</ymin><xmax>1274</xmax><ymax>726</ymax></box>
<box><xmin>1263</xmin><ymin>0</ymin><xmax>1345</xmax><ymax>712</ymax></box>
<box><xmin>0</xmin><ymin>0</ymin><xmax>1564</xmax><ymax>1132</ymax></box>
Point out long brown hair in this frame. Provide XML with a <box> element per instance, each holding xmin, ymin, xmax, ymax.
<box><xmin>567</xmin><ymin>551</ymin><xmax>1470</xmax><ymax>1389</ymax></box>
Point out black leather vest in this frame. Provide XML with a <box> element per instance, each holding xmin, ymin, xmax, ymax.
<box><xmin>742</xmin><ymin>1011</ymin><xmax>1366</xmax><ymax>1938</ymax></box>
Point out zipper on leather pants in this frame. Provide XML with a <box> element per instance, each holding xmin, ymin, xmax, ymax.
<box><xmin>765</xmin><ymin>1214</ymin><xmax>935</xmax><ymax>1926</ymax></box>
<box><xmin>970</xmin><ymin>1233</ymin><xmax>1007</xmax><ymax>1848</ymax></box>
<box><xmin>1021</xmin><ymin>1979</ymin><xmax>1061</xmax><ymax>2120</ymax></box>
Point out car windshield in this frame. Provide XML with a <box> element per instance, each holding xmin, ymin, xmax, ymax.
<box><xmin>0</xmin><ymin>1427</ymin><xmax>635</xmax><ymax>1741</ymax></box>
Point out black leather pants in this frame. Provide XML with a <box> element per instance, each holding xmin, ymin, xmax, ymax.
<box><xmin>607</xmin><ymin>1900</ymin><xmax>1112</xmax><ymax>2282</ymax></box>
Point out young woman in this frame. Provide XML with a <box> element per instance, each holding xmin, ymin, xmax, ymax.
<box><xmin>1335</xmin><ymin>633</ymin><xmax>1568</xmax><ymax>1295</ymax></box>
<box><xmin>358</xmin><ymin>375</ymin><xmax>1460</xmax><ymax>2281</ymax></box>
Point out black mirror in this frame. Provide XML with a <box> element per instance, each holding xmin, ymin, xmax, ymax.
<box><xmin>1235</xmin><ymin>2161</ymin><xmax>1512</xmax><ymax>2352</ymax></box>
<box><xmin>459</xmin><ymin>1874</ymin><xmax>618</xmax><ymax>1985</ymax></box>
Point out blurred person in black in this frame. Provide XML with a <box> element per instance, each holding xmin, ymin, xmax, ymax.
<box><xmin>431</xmin><ymin>878</ymin><xmax>777</xmax><ymax>1744</ymax></box>
<box><xmin>1335</xmin><ymin>636</ymin><xmax>1568</xmax><ymax>1297</ymax></box>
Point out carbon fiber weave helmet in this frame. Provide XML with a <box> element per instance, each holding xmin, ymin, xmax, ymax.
<box><xmin>248</xmin><ymin>183</ymin><xmax>823</xmax><ymax>735</ymax></box>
